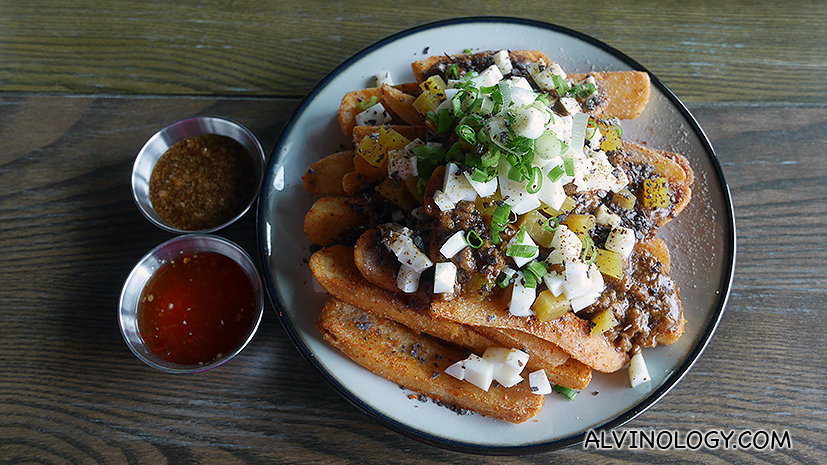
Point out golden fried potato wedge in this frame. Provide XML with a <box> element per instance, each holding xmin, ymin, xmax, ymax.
<box><xmin>411</xmin><ymin>50</ymin><xmax>552</xmax><ymax>82</ymax></box>
<box><xmin>623</xmin><ymin>140</ymin><xmax>694</xmax><ymax>226</ymax></box>
<box><xmin>474</xmin><ymin>327</ymin><xmax>592</xmax><ymax>390</ymax></box>
<box><xmin>304</xmin><ymin>197</ymin><xmax>369</xmax><ymax>246</ymax></box>
<box><xmin>310</xmin><ymin>245</ymin><xmax>495</xmax><ymax>354</ymax></box>
<box><xmin>431</xmin><ymin>298</ymin><xmax>629</xmax><ymax>373</ymax></box>
<box><xmin>381</xmin><ymin>83</ymin><xmax>424</xmax><ymax>127</ymax></box>
<box><xmin>302</xmin><ymin>151</ymin><xmax>355</xmax><ymax>196</ymax></box>
<box><xmin>569</xmin><ymin>71</ymin><xmax>651</xmax><ymax>120</ymax></box>
<box><xmin>318</xmin><ymin>298</ymin><xmax>545</xmax><ymax>424</ymax></box>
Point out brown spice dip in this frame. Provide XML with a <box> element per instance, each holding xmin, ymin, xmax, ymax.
<box><xmin>149</xmin><ymin>134</ymin><xmax>257</xmax><ymax>231</ymax></box>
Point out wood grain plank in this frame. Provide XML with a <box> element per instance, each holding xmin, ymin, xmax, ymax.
<box><xmin>1</xmin><ymin>1</ymin><xmax>826</xmax><ymax>103</ymax></box>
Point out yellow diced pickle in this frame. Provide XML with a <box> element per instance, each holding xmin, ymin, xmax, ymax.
<box><xmin>375</xmin><ymin>177</ymin><xmax>417</xmax><ymax>211</ymax></box>
<box><xmin>533</xmin><ymin>289</ymin><xmax>571</xmax><ymax>322</ymax></box>
<box><xmin>563</xmin><ymin>213</ymin><xmax>596</xmax><ymax>234</ymax></box>
<box><xmin>611</xmin><ymin>188</ymin><xmax>636</xmax><ymax>211</ymax></box>
<box><xmin>356</xmin><ymin>126</ymin><xmax>411</xmax><ymax>167</ymax></box>
<box><xmin>412</xmin><ymin>90</ymin><xmax>442</xmax><ymax>115</ymax></box>
<box><xmin>516</xmin><ymin>210</ymin><xmax>556</xmax><ymax>248</ymax></box>
<box><xmin>590</xmin><ymin>308</ymin><xmax>618</xmax><ymax>336</ymax></box>
<box><xmin>419</xmin><ymin>75</ymin><xmax>447</xmax><ymax>99</ymax></box>
<box><xmin>642</xmin><ymin>176</ymin><xmax>670</xmax><ymax>209</ymax></box>
<box><xmin>595</xmin><ymin>248</ymin><xmax>623</xmax><ymax>279</ymax></box>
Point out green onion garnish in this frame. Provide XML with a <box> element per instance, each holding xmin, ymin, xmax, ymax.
<box><xmin>465</xmin><ymin>230</ymin><xmax>483</xmax><ymax>249</ymax></box>
<box><xmin>506</xmin><ymin>244</ymin><xmax>538</xmax><ymax>259</ymax></box>
<box><xmin>495</xmin><ymin>270</ymin><xmax>512</xmax><ymax>288</ymax></box>
<box><xmin>580</xmin><ymin>235</ymin><xmax>597</xmax><ymax>265</ymax></box>
<box><xmin>523</xmin><ymin>270</ymin><xmax>537</xmax><ymax>288</ymax></box>
<box><xmin>552</xmin><ymin>384</ymin><xmax>578</xmax><ymax>401</ymax></box>
<box><xmin>563</xmin><ymin>157</ymin><xmax>575</xmax><ymax>177</ymax></box>
<box><xmin>526</xmin><ymin>166</ymin><xmax>543</xmax><ymax>194</ymax></box>
<box><xmin>547</xmin><ymin>164</ymin><xmax>565</xmax><ymax>182</ymax></box>
<box><xmin>456</xmin><ymin>124</ymin><xmax>476</xmax><ymax>145</ymax></box>
<box><xmin>552</xmin><ymin>75</ymin><xmax>570</xmax><ymax>96</ymax></box>
<box><xmin>446</xmin><ymin>63</ymin><xmax>460</xmax><ymax>80</ymax></box>
<box><xmin>492</xmin><ymin>205</ymin><xmax>512</xmax><ymax>225</ymax></box>
<box><xmin>542</xmin><ymin>216</ymin><xmax>560</xmax><ymax>233</ymax></box>
<box><xmin>525</xmin><ymin>260</ymin><xmax>548</xmax><ymax>280</ymax></box>
<box><xmin>358</xmin><ymin>95</ymin><xmax>379</xmax><ymax>111</ymax></box>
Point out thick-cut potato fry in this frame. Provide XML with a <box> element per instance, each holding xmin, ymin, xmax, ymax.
<box><xmin>411</xmin><ymin>50</ymin><xmax>552</xmax><ymax>83</ymax></box>
<box><xmin>338</xmin><ymin>84</ymin><xmax>425</xmax><ymax>137</ymax></box>
<box><xmin>380</xmin><ymin>83</ymin><xmax>424</xmax><ymax>127</ymax></box>
<box><xmin>351</xmin><ymin>125</ymin><xmax>429</xmax><ymax>146</ymax></box>
<box><xmin>304</xmin><ymin>197</ymin><xmax>368</xmax><ymax>246</ymax></box>
<box><xmin>623</xmin><ymin>140</ymin><xmax>693</xmax><ymax>225</ymax></box>
<box><xmin>475</xmin><ymin>326</ymin><xmax>592</xmax><ymax>390</ymax></box>
<box><xmin>310</xmin><ymin>245</ymin><xmax>496</xmax><ymax>354</ymax></box>
<box><xmin>352</xmin><ymin>152</ymin><xmax>387</xmax><ymax>183</ymax></box>
<box><xmin>318</xmin><ymin>298</ymin><xmax>545</xmax><ymax>424</ymax></box>
<box><xmin>569</xmin><ymin>71</ymin><xmax>651</xmax><ymax>120</ymax></box>
<box><xmin>431</xmin><ymin>298</ymin><xmax>629</xmax><ymax>373</ymax></box>
<box><xmin>302</xmin><ymin>151</ymin><xmax>355</xmax><ymax>196</ymax></box>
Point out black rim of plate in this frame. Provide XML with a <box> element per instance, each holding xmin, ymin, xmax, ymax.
<box><xmin>256</xmin><ymin>16</ymin><xmax>736</xmax><ymax>455</ymax></box>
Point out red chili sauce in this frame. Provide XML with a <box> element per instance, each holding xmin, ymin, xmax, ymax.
<box><xmin>137</xmin><ymin>251</ymin><xmax>258</xmax><ymax>366</ymax></box>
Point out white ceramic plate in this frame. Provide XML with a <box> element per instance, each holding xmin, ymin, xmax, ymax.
<box><xmin>258</xmin><ymin>17</ymin><xmax>735</xmax><ymax>454</ymax></box>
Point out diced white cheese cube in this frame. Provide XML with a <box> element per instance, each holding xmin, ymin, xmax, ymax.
<box><xmin>569</xmin><ymin>264</ymin><xmax>605</xmax><ymax>311</ymax></box>
<box><xmin>384</xmin><ymin>227</ymin><xmax>433</xmax><ymax>273</ymax></box>
<box><xmin>508</xmin><ymin>272</ymin><xmax>536</xmax><ymax>317</ymax></box>
<box><xmin>506</xmin><ymin>232</ymin><xmax>539</xmax><ymax>269</ymax></box>
<box><xmin>396</xmin><ymin>264</ymin><xmax>421</xmax><ymax>294</ymax></box>
<box><xmin>509</xmin><ymin>85</ymin><xmax>538</xmax><ymax>107</ymax></box>
<box><xmin>558</xmin><ymin>97</ymin><xmax>581</xmax><ymax>116</ymax></box>
<box><xmin>605</xmin><ymin>226</ymin><xmax>636</xmax><ymax>258</ymax></box>
<box><xmin>629</xmin><ymin>351</ymin><xmax>651</xmax><ymax>388</ymax></box>
<box><xmin>549</xmin><ymin>226</ymin><xmax>582</xmax><ymax>264</ymax></box>
<box><xmin>354</xmin><ymin>102</ymin><xmax>392</xmax><ymax>127</ymax></box>
<box><xmin>444</xmin><ymin>360</ymin><xmax>466</xmax><ymax>381</ymax></box>
<box><xmin>546</xmin><ymin>113</ymin><xmax>573</xmax><ymax>145</ymax></box>
<box><xmin>463</xmin><ymin>354</ymin><xmax>494</xmax><ymax>391</ymax></box>
<box><xmin>497</xmin><ymin>161</ymin><xmax>541</xmax><ymax>215</ymax></box>
<box><xmin>387</xmin><ymin>149</ymin><xmax>416</xmax><ymax>180</ymax></box>
<box><xmin>529</xmin><ymin>60</ymin><xmax>567</xmax><ymax>93</ymax></box>
<box><xmin>432</xmin><ymin>189</ymin><xmax>456</xmax><ymax>212</ymax></box>
<box><xmin>463</xmin><ymin>171</ymin><xmax>498</xmax><ymax>198</ymax></box>
<box><xmin>374</xmin><ymin>70</ymin><xmax>393</xmax><ymax>87</ymax></box>
<box><xmin>537</xmin><ymin>173</ymin><xmax>567</xmax><ymax>211</ymax></box>
<box><xmin>542</xmin><ymin>269</ymin><xmax>566</xmax><ymax>297</ymax></box>
<box><xmin>595</xmin><ymin>204</ymin><xmax>622</xmax><ymax>227</ymax></box>
<box><xmin>443</xmin><ymin>163</ymin><xmax>477</xmax><ymax>203</ymax></box>
<box><xmin>439</xmin><ymin>230</ymin><xmax>467</xmax><ymax>259</ymax></box>
<box><xmin>492</xmin><ymin>50</ymin><xmax>513</xmax><ymax>75</ymax></box>
<box><xmin>512</xmin><ymin>107</ymin><xmax>549</xmax><ymax>139</ymax></box>
<box><xmin>473</xmin><ymin>65</ymin><xmax>504</xmax><ymax>88</ymax></box>
<box><xmin>563</xmin><ymin>260</ymin><xmax>592</xmax><ymax>299</ymax></box>
<box><xmin>529</xmin><ymin>369</ymin><xmax>553</xmax><ymax>395</ymax></box>
<box><xmin>497</xmin><ymin>372</ymin><xmax>524</xmax><ymax>388</ymax></box>
<box><xmin>509</xmin><ymin>76</ymin><xmax>533</xmax><ymax>91</ymax></box>
<box><xmin>433</xmin><ymin>261</ymin><xmax>457</xmax><ymax>294</ymax></box>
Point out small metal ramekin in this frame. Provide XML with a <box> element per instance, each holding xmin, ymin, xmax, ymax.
<box><xmin>131</xmin><ymin>116</ymin><xmax>265</xmax><ymax>234</ymax></box>
<box><xmin>118</xmin><ymin>234</ymin><xmax>264</xmax><ymax>373</ymax></box>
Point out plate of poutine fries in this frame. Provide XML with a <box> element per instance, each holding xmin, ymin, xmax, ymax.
<box><xmin>258</xmin><ymin>17</ymin><xmax>735</xmax><ymax>453</ymax></box>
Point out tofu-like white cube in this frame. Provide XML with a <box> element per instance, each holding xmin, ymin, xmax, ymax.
<box><xmin>529</xmin><ymin>369</ymin><xmax>553</xmax><ymax>395</ymax></box>
<box><xmin>463</xmin><ymin>354</ymin><xmax>494</xmax><ymax>391</ymax></box>
<box><xmin>433</xmin><ymin>261</ymin><xmax>457</xmax><ymax>294</ymax></box>
<box><xmin>444</xmin><ymin>360</ymin><xmax>466</xmax><ymax>381</ymax></box>
<box><xmin>595</xmin><ymin>204</ymin><xmax>622</xmax><ymax>227</ymax></box>
<box><xmin>439</xmin><ymin>230</ymin><xmax>467</xmax><ymax>259</ymax></box>
<box><xmin>432</xmin><ymin>189</ymin><xmax>456</xmax><ymax>212</ymax></box>
<box><xmin>374</xmin><ymin>70</ymin><xmax>393</xmax><ymax>87</ymax></box>
<box><xmin>605</xmin><ymin>226</ymin><xmax>636</xmax><ymax>258</ymax></box>
<box><xmin>396</xmin><ymin>265</ymin><xmax>421</xmax><ymax>294</ymax></box>
<box><xmin>354</xmin><ymin>102</ymin><xmax>392</xmax><ymax>127</ymax></box>
<box><xmin>482</xmin><ymin>347</ymin><xmax>529</xmax><ymax>386</ymax></box>
<box><xmin>506</xmin><ymin>232</ymin><xmax>539</xmax><ymax>269</ymax></box>
<box><xmin>464</xmin><ymin>171</ymin><xmax>498</xmax><ymax>198</ymax></box>
<box><xmin>492</xmin><ymin>49</ymin><xmax>513</xmax><ymax>75</ymax></box>
<box><xmin>563</xmin><ymin>260</ymin><xmax>592</xmax><ymax>299</ymax></box>
<box><xmin>512</xmin><ymin>107</ymin><xmax>549</xmax><ymax>139</ymax></box>
<box><xmin>629</xmin><ymin>351</ymin><xmax>651</xmax><ymax>388</ymax></box>
<box><xmin>549</xmin><ymin>226</ymin><xmax>582</xmax><ymax>264</ymax></box>
<box><xmin>508</xmin><ymin>272</ymin><xmax>536</xmax><ymax>317</ymax></box>
<box><xmin>384</xmin><ymin>227</ymin><xmax>433</xmax><ymax>273</ymax></box>
<box><xmin>443</xmin><ymin>163</ymin><xmax>478</xmax><ymax>203</ymax></box>
<box><xmin>542</xmin><ymin>269</ymin><xmax>566</xmax><ymax>297</ymax></box>
<box><xmin>473</xmin><ymin>64</ymin><xmax>504</xmax><ymax>88</ymax></box>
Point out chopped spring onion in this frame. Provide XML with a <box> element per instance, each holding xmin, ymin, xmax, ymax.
<box><xmin>580</xmin><ymin>234</ymin><xmax>597</xmax><ymax>265</ymax></box>
<box><xmin>526</xmin><ymin>166</ymin><xmax>543</xmax><ymax>194</ymax></box>
<box><xmin>465</xmin><ymin>230</ymin><xmax>483</xmax><ymax>249</ymax></box>
<box><xmin>358</xmin><ymin>95</ymin><xmax>379</xmax><ymax>110</ymax></box>
<box><xmin>547</xmin><ymin>164</ymin><xmax>565</xmax><ymax>182</ymax></box>
<box><xmin>492</xmin><ymin>204</ymin><xmax>513</xmax><ymax>225</ymax></box>
<box><xmin>506</xmin><ymin>244</ymin><xmax>539</xmax><ymax>259</ymax></box>
<box><xmin>456</xmin><ymin>124</ymin><xmax>476</xmax><ymax>145</ymax></box>
<box><xmin>563</xmin><ymin>157</ymin><xmax>575</xmax><ymax>177</ymax></box>
<box><xmin>525</xmin><ymin>260</ymin><xmax>548</xmax><ymax>280</ymax></box>
<box><xmin>552</xmin><ymin>384</ymin><xmax>578</xmax><ymax>401</ymax></box>
<box><xmin>552</xmin><ymin>74</ymin><xmax>570</xmax><ymax>96</ymax></box>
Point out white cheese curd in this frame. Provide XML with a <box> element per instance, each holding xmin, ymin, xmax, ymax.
<box><xmin>374</xmin><ymin>70</ymin><xmax>393</xmax><ymax>87</ymax></box>
<box><xmin>548</xmin><ymin>226</ymin><xmax>582</xmax><ymax>265</ymax></box>
<box><xmin>387</xmin><ymin>149</ymin><xmax>416</xmax><ymax>180</ymax></box>
<box><xmin>497</xmin><ymin>161</ymin><xmax>541</xmax><ymax>215</ymax></box>
<box><xmin>433</xmin><ymin>261</ymin><xmax>457</xmax><ymax>294</ymax></box>
<box><xmin>558</xmin><ymin>97</ymin><xmax>581</xmax><ymax>116</ymax></box>
<box><xmin>629</xmin><ymin>351</ymin><xmax>651</xmax><ymax>388</ymax></box>
<box><xmin>529</xmin><ymin>60</ymin><xmax>566</xmax><ymax>93</ymax></box>
<box><xmin>508</xmin><ymin>272</ymin><xmax>536</xmax><ymax>317</ymax></box>
<box><xmin>439</xmin><ymin>230</ymin><xmax>467</xmax><ymax>259</ymax></box>
<box><xmin>464</xmin><ymin>171</ymin><xmax>498</xmax><ymax>197</ymax></box>
<box><xmin>605</xmin><ymin>226</ymin><xmax>636</xmax><ymax>258</ymax></box>
<box><xmin>528</xmin><ymin>369</ymin><xmax>553</xmax><ymax>395</ymax></box>
<box><xmin>483</xmin><ymin>347</ymin><xmax>529</xmax><ymax>387</ymax></box>
<box><xmin>396</xmin><ymin>264</ymin><xmax>421</xmax><ymax>293</ymax></box>
<box><xmin>546</xmin><ymin>113</ymin><xmax>573</xmax><ymax>145</ymax></box>
<box><xmin>536</xmin><ymin>171</ymin><xmax>567</xmax><ymax>211</ymax></box>
<box><xmin>492</xmin><ymin>49</ymin><xmax>513</xmax><ymax>75</ymax></box>
<box><xmin>569</xmin><ymin>264</ymin><xmax>604</xmax><ymax>312</ymax></box>
<box><xmin>506</xmin><ymin>232</ymin><xmax>539</xmax><ymax>269</ymax></box>
<box><xmin>563</xmin><ymin>260</ymin><xmax>592</xmax><ymax>300</ymax></box>
<box><xmin>595</xmin><ymin>204</ymin><xmax>622</xmax><ymax>227</ymax></box>
<box><xmin>473</xmin><ymin>64</ymin><xmax>504</xmax><ymax>88</ymax></box>
<box><xmin>443</xmin><ymin>163</ymin><xmax>477</xmax><ymax>202</ymax></box>
<box><xmin>432</xmin><ymin>189</ymin><xmax>456</xmax><ymax>212</ymax></box>
<box><xmin>354</xmin><ymin>102</ymin><xmax>392</xmax><ymax>127</ymax></box>
<box><xmin>463</xmin><ymin>354</ymin><xmax>495</xmax><ymax>391</ymax></box>
<box><xmin>444</xmin><ymin>360</ymin><xmax>466</xmax><ymax>381</ymax></box>
<box><xmin>384</xmin><ymin>226</ymin><xmax>433</xmax><ymax>273</ymax></box>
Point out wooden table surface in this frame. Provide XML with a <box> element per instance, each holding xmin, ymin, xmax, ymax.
<box><xmin>2</xmin><ymin>1</ymin><xmax>825</xmax><ymax>463</ymax></box>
